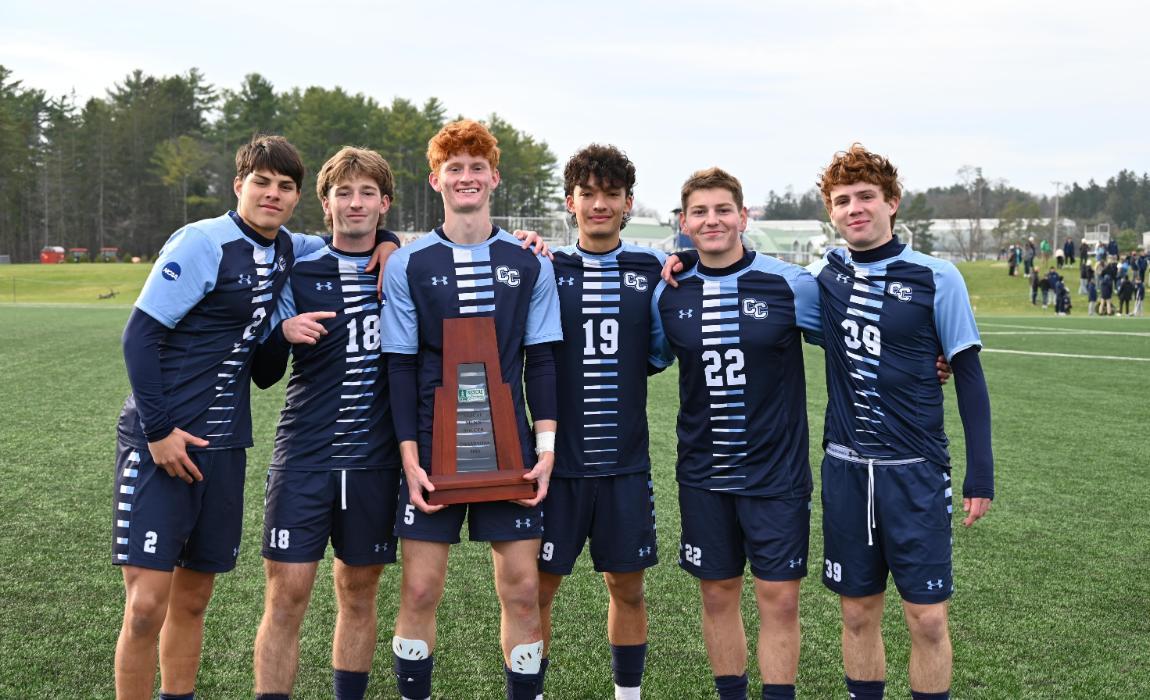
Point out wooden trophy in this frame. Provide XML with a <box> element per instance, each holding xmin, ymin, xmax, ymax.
<box><xmin>427</xmin><ymin>316</ymin><xmax>536</xmax><ymax>505</ymax></box>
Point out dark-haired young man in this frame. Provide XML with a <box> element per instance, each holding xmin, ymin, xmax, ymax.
<box><xmin>113</xmin><ymin>135</ymin><xmax>331</xmax><ymax>700</ymax></box>
<box><xmin>536</xmin><ymin>144</ymin><xmax>666</xmax><ymax>699</ymax></box>
<box><xmin>809</xmin><ymin>144</ymin><xmax>993</xmax><ymax>700</ymax></box>
<box><xmin>381</xmin><ymin>119</ymin><xmax>562</xmax><ymax>700</ymax></box>
<box><xmin>650</xmin><ymin>167</ymin><xmax>821</xmax><ymax>700</ymax></box>
<box><xmin>250</xmin><ymin>147</ymin><xmax>401</xmax><ymax>700</ymax></box>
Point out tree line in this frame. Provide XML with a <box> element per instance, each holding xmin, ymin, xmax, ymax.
<box><xmin>0</xmin><ymin>66</ymin><xmax>559</xmax><ymax>262</ymax></box>
<box><xmin>759</xmin><ymin>165</ymin><xmax>1150</xmax><ymax>256</ymax></box>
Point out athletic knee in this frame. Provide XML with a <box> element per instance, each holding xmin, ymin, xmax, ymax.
<box><xmin>335</xmin><ymin>570</ymin><xmax>381</xmax><ymax>618</ymax></box>
<box><xmin>699</xmin><ymin>579</ymin><xmax>741</xmax><ymax>616</ymax></box>
<box><xmin>401</xmin><ymin>575</ymin><xmax>445</xmax><ymax>614</ymax></box>
<box><xmin>605</xmin><ymin>573</ymin><xmax>645</xmax><ymax>609</ymax></box>
<box><xmin>841</xmin><ymin>598</ymin><xmax>883</xmax><ymax>638</ymax></box>
<box><xmin>123</xmin><ymin>594</ymin><xmax>167</xmax><ymax>639</ymax></box>
<box><xmin>906</xmin><ymin>605</ymin><xmax>949</xmax><ymax>646</ymax></box>
<box><xmin>497</xmin><ymin>576</ymin><xmax>539</xmax><ymax>620</ymax></box>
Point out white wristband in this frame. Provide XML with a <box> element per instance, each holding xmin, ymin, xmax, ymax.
<box><xmin>534</xmin><ymin>430</ymin><xmax>556</xmax><ymax>455</ymax></box>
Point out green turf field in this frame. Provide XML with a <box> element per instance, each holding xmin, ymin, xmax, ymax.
<box><xmin>0</xmin><ymin>261</ymin><xmax>1147</xmax><ymax>698</ymax></box>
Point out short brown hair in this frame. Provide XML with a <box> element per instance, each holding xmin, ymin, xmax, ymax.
<box><xmin>681</xmin><ymin>167</ymin><xmax>744</xmax><ymax>211</ymax></box>
<box><xmin>316</xmin><ymin>146</ymin><xmax>395</xmax><ymax>230</ymax></box>
<box><xmin>818</xmin><ymin>143</ymin><xmax>902</xmax><ymax>226</ymax></box>
<box><xmin>235</xmin><ymin>134</ymin><xmax>305</xmax><ymax>190</ymax></box>
<box><xmin>427</xmin><ymin>119</ymin><xmax>500</xmax><ymax>172</ymax></box>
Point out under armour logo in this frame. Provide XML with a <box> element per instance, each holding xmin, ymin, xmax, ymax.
<box><xmin>315</xmin><ymin>281</ymin><xmax>333</xmax><ymax>291</ymax></box>
<box><xmin>678</xmin><ymin>309</ymin><xmax>693</xmax><ymax>319</ymax></box>
<box><xmin>431</xmin><ymin>276</ymin><xmax>448</xmax><ymax>286</ymax></box>
<box><xmin>835</xmin><ymin>273</ymin><xmax>852</xmax><ymax>285</ymax></box>
<box><xmin>233</xmin><ymin>547</ymin><xmax>239</xmax><ymax>557</ymax></box>
<box><xmin>638</xmin><ymin>546</ymin><xmax>652</xmax><ymax>557</ymax></box>
<box><xmin>557</xmin><ymin>276</ymin><xmax>575</xmax><ymax>286</ymax></box>
<box><xmin>374</xmin><ymin>543</ymin><xmax>388</xmax><ymax>553</ymax></box>
<box><xmin>789</xmin><ymin>557</ymin><xmax>804</xmax><ymax>568</ymax></box>
<box><xmin>926</xmin><ymin>579</ymin><xmax>944</xmax><ymax>590</ymax></box>
<box><xmin>515</xmin><ymin>518</ymin><xmax>532</xmax><ymax>529</ymax></box>
<box><xmin>238</xmin><ymin>274</ymin><xmax>252</xmax><ymax>285</ymax></box>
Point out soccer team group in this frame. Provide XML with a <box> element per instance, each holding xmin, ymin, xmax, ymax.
<box><xmin>111</xmin><ymin>119</ymin><xmax>995</xmax><ymax>700</ymax></box>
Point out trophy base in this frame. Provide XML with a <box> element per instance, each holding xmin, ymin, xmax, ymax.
<box><xmin>426</xmin><ymin>472</ymin><xmax>537</xmax><ymax>506</ymax></box>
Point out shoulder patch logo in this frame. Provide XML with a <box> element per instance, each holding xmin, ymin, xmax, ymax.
<box><xmin>161</xmin><ymin>262</ymin><xmax>181</xmax><ymax>281</ymax></box>
<box><xmin>888</xmin><ymin>282</ymin><xmax>913</xmax><ymax>302</ymax></box>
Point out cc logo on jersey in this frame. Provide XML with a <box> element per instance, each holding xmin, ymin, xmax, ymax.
<box><xmin>888</xmin><ymin>282</ymin><xmax>913</xmax><ymax>302</ymax></box>
<box><xmin>742</xmin><ymin>298</ymin><xmax>769</xmax><ymax>319</ymax></box>
<box><xmin>496</xmin><ymin>265</ymin><xmax>521</xmax><ymax>287</ymax></box>
<box><xmin>623</xmin><ymin>272</ymin><xmax>648</xmax><ymax>292</ymax></box>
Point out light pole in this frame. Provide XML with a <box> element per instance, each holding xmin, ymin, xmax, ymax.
<box><xmin>1051</xmin><ymin>181</ymin><xmax>1063</xmax><ymax>245</ymax></box>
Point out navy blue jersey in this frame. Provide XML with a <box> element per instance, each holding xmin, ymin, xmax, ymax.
<box><xmin>118</xmin><ymin>212</ymin><xmax>323</xmax><ymax>449</ymax></box>
<box><xmin>808</xmin><ymin>247</ymin><xmax>981</xmax><ymax>465</ymax></box>
<box><xmin>381</xmin><ymin>229</ymin><xmax>562</xmax><ymax>468</ymax></box>
<box><xmin>551</xmin><ymin>243</ymin><xmax>666</xmax><ymax>477</ymax></box>
<box><xmin>268</xmin><ymin>246</ymin><xmax>399</xmax><ymax>470</ymax></box>
<box><xmin>649</xmin><ymin>252</ymin><xmax>821</xmax><ymax>497</ymax></box>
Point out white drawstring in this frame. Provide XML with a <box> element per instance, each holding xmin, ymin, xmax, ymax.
<box><xmin>866</xmin><ymin>459</ymin><xmax>876</xmax><ymax>547</ymax></box>
<box><xmin>341</xmin><ymin>470</ymin><xmax>348</xmax><ymax>511</ymax></box>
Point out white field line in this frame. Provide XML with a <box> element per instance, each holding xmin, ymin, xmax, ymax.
<box><xmin>978</xmin><ymin>322</ymin><xmax>1150</xmax><ymax>338</ymax></box>
<box><xmin>982</xmin><ymin>348</ymin><xmax>1150</xmax><ymax>362</ymax></box>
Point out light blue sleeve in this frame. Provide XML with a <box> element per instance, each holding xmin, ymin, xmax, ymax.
<box><xmin>380</xmin><ymin>251</ymin><xmax>419</xmax><ymax>354</ymax></box>
<box><xmin>290</xmin><ymin>231</ymin><xmax>327</xmax><ymax>258</ymax></box>
<box><xmin>525</xmin><ymin>255</ymin><xmax>564</xmax><ymax>345</ymax></box>
<box><xmin>787</xmin><ymin>266</ymin><xmax>824</xmax><ymax>346</ymax></box>
<box><xmin>134</xmin><ymin>226</ymin><xmax>221</xmax><ymax>329</ymax></box>
<box><xmin>933</xmin><ymin>262</ymin><xmax>982</xmax><ymax>361</ymax></box>
<box><xmin>264</xmin><ymin>277</ymin><xmax>298</xmax><ymax>341</ymax></box>
<box><xmin>648</xmin><ymin>281</ymin><xmax>675</xmax><ymax>368</ymax></box>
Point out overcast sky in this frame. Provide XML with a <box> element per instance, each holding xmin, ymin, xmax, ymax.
<box><xmin>5</xmin><ymin>0</ymin><xmax>1148</xmax><ymax>217</ymax></box>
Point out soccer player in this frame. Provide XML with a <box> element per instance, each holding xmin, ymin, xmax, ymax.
<box><xmin>249</xmin><ymin>147</ymin><xmax>401</xmax><ymax>700</ymax></box>
<box><xmin>809</xmin><ymin>144</ymin><xmax>994</xmax><ymax>700</ymax></box>
<box><xmin>380</xmin><ymin>119</ymin><xmax>562</xmax><ymax>700</ymax></box>
<box><xmin>649</xmin><ymin>167</ymin><xmax>821</xmax><ymax>700</ymax></box>
<box><xmin>113</xmin><ymin>135</ymin><xmax>324</xmax><ymax>700</ymax></box>
<box><xmin>536</xmin><ymin>144</ymin><xmax>666</xmax><ymax>699</ymax></box>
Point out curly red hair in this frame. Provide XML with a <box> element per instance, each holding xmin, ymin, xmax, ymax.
<box><xmin>818</xmin><ymin>144</ymin><xmax>902</xmax><ymax>226</ymax></box>
<box><xmin>427</xmin><ymin>119</ymin><xmax>501</xmax><ymax>172</ymax></box>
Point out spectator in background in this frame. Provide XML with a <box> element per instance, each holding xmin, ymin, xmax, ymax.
<box><xmin>1135</xmin><ymin>250</ymin><xmax>1147</xmax><ymax>282</ymax></box>
<box><xmin>1040</xmin><ymin>238</ymin><xmax>1052</xmax><ymax>264</ymax></box>
<box><xmin>1100</xmin><ymin>268</ymin><xmax>1114</xmax><ymax>316</ymax></box>
<box><xmin>1118</xmin><ymin>275</ymin><xmax>1135</xmax><ymax>316</ymax></box>
<box><xmin>1007</xmin><ymin>244</ymin><xmax>1018</xmax><ymax>277</ymax></box>
<box><xmin>1087</xmin><ymin>278</ymin><xmax>1098</xmax><ymax>315</ymax></box>
<box><xmin>1042</xmin><ymin>267</ymin><xmax>1059</xmax><ymax>309</ymax></box>
<box><xmin>1119</xmin><ymin>256</ymin><xmax>1130</xmax><ymax>283</ymax></box>
<box><xmin>1029</xmin><ymin>267</ymin><xmax>1039</xmax><ymax>305</ymax></box>
<box><xmin>1024</xmin><ymin>237</ymin><xmax>1037</xmax><ymax>275</ymax></box>
<box><xmin>1095</xmin><ymin>241</ymin><xmax>1106</xmax><ymax>263</ymax></box>
<box><xmin>1078</xmin><ymin>239</ymin><xmax>1089</xmax><ymax>266</ymax></box>
<box><xmin>1055</xmin><ymin>278</ymin><xmax>1072</xmax><ymax>316</ymax></box>
<box><xmin>1054</xmin><ymin>246</ymin><xmax>1064</xmax><ymax>269</ymax></box>
<box><xmin>1079</xmin><ymin>257</ymin><xmax>1094</xmax><ymax>295</ymax></box>
<box><xmin>1064</xmin><ymin>237</ymin><xmax>1076</xmax><ymax>266</ymax></box>
<box><xmin>1135</xmin><ymin>277</ymin><xmax>1145</xmax><ymax>317</ymax></box>
<box><xmin>1107</xmin><ymin>238</ymin><xmax>1119</xmax><ymax>261</ymax></box>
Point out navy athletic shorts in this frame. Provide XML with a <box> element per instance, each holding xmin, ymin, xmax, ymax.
<box><xmin>678</xmin><ymin>484</ymin><xmax>810</xmax><ymax>581</ymax></box>
<box><xmin>112</xmin><ymin>442</ymin><xmax>246</xmax><ymax>573</ymax></box>
<box><xmin>538</xmin><ymin>472</ymin><xmax>658</xmax><ymax>575</ymax></box>
<box><xmin>394</xmin><ymin>475</ymin><xmax>543</xmax><ymax>543</ymax></box>
<box><xmin>820</xmin><ymin>449</ymin><xmax>954</xmax><ymax>604</ymax></box>
<box><xmin>262</xmin><ymin>468</ymin><xmax>401</xmax><ymax>566</ymax></box>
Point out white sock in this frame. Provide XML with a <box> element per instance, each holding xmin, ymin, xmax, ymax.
<box><xmin>615</xmin><ymin>684</ymin><xmax>641</xmax><ymax>700</ymax></box>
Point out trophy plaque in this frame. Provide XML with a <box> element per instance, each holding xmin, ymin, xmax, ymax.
<box><xmin>427</xmin><ymin>316</ymin><xmax>536</xmax><ymax>505</ymax></box>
